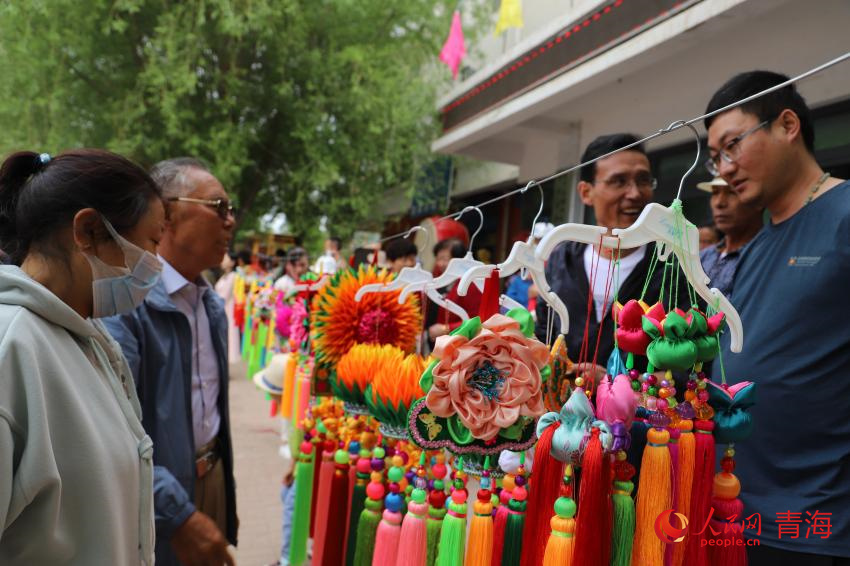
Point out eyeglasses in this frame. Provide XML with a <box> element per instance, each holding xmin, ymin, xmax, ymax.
<box><xmin>168</xmin><ymin>197</ymin><xmax>235</xmax><ymax>220</ymax></box>
<box><xmin>595</xmin><ymin>174</ymin><xmax>657</xmax><ymax>192</ymax></box>
<box><xmin>705</xmin><ymin>120</ymin><xmax>769</xmax><ymax>176</ymax></box>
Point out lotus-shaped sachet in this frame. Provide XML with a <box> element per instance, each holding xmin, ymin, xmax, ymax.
<box><xmin>707</xmin><ymin>380</ymin><xmax>756</xmax><ymax>444</ymax></box>
<box><xmin>642</xmin><ymin>307</ymin><xmax>698</xmax><ymax>371</ymax></box>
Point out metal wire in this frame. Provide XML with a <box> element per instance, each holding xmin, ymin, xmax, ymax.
<box><xmin>378</xmin><ymin>50</ymin><xmax>850</xmax><ymax>244</ymax></box>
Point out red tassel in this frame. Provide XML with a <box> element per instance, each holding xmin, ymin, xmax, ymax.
<box><xmin>684</xmin><ymin>420</ymin><xmax>715</xmax><ymax>566</ymax></box>
<box><xmin>572</xmin><ymin>428</ymin><xmax>611</xmax><ymax>566</ymax></box>
<box><xmin>520</xmin><ymin>425</ymin><xmax>564</xmax><ymax>566</ymax></box>
<box><xmin>321</xmin><ymin>454</ymin><xmax>351</xmax><ymax>566</ymax></box>
<box><xmin>708</xmin><ymin>493</ymin><xmax>747</xmax><ymax>566</ymax></box>
<box><xmin>313</xmin><ymin>446</ymin><xmax>338</xmax><ymax>566</ymax></box>
<box><xmin>491</xmin><ymin>485</ymin><xmax>511</xmax><ymax>566</ymax></box>
<box><xmin>478</xmin><ymin>270</ymin><xmax>501</xmax><ymax>319</ymax></box>
<box><xmin>310</xmin><ymin>436</ymin><xmax>327</xmax><ymax>537</ymax></box>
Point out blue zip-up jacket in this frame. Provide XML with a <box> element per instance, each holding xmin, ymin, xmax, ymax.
<box><xmin>104</xmin><ymin>279</ymin><xmax>237</xmax><ymax>566</ymax></box>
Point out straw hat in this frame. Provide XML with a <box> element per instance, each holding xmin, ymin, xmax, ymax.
<box><xmin>252</xmin><ymin>352</ymin><xmax>290</xmax><ymax>395</ymax></box>
<box><xmin>696</xmin><ymin>177</ymin><xmax>728</xmax><ymax>192</ymax></box>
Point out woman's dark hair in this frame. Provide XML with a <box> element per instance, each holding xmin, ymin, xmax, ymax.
<box><xmin>704</xmin><ymin>70</ymin><xmax>814</xmax><ymax>153</ymax></box>
<box><xmin>433</xmin><ymin>238</ymin><xmax>467</xmax><ymax>259</ymax></box>
<box><xmin>385</xmin><ymin>238</ymin><xmax>418</xmax><ymax>261</ymax></box>
<box><xmin>0</xmin><ymin>149</ymin><xmax>162</xmax><ymax>265</ymax></box>
<box><xmin>579</xmin><ymin>133</ymin><xmax>646</xmax><ymax>183</ymax></box>
<box><xmin>287</xmin><ymin>246</ymin><xmax>307</xmax><ymax>264</ymax></box>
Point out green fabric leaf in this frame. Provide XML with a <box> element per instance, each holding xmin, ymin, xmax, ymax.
<box><xmin>451</xmin><ymin>316</ymin><xmax>481</xmax><ymax>340</ymax></box>
<box><xmin>419</xmin><ymin>358</ymin><xmax>439</xmax><ymax>392</ymax></box>
<box><xmin>689</xmin><ymin>308</ymin><xmax>708</xmax><ymax>337</ymax></box>
<box><xmin>506</xmin><ymin>307</ymin><xmax>535</xmax><ymax>337</ymax></box>
<box><xmin>540</xmin><ymin>364</ymin><xmax>552</xmax><ymax>383</ymax></box>
<box><xmin>641</xmin><ymin>316</ymin><xmax>662</xmax><ymax>339</ymax></box>
<box><xmin>662</xmin><ymin>310</ymin><xmax>690</xmax><ymax>339</ymax></box>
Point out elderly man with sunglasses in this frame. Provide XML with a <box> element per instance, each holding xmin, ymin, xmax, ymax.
<box><xmin>105</xmin><ymin>157</ymin><xmax>239</xmax><ymax>566</ymax></box>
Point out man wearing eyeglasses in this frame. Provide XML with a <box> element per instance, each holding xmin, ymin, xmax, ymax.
<box><xmin>105</xmin><ymin>157</ymin><xmax>239</xmax><ymax>566</ymax></box>
<box><xmin>705</xmin><ymin>72</ymin><xmax>849</xmax><ymax>565</ymax></box>
<box><xmin>536</xmin><ymin>133</ymin><xmax>691</xmax><ymax>388</ymax></box>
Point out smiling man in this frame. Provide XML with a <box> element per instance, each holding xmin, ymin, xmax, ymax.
<box><xmin>536</xmin><ymin>134</ymin><xmax>690</xmax><ymax>380</ymax></box>
<box><xmin>105</xmin><ymin>157</ymin><xmax>239</xmax><ymax>566</ymax></box>
<box><xmin>705</xmin><ymin>72</ymin><xmax>849</xmax><ymax>566</ymax></box>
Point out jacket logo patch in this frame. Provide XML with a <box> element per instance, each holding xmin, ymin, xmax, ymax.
<box><xmin>788</xmin><ymin>256</ymin><xmax>821</xmax><ymax>267</ymax></box>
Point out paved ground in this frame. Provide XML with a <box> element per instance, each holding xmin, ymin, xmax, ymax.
<box><xmin>229</xmin><ymin>361</ymin><xmax>285</xmax><ymax>566</ymax></box>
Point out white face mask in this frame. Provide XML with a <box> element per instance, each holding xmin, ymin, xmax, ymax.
<box><xmin>83</xmin><ymin>216</ymin><xmax>162</xmax><ymax>318</ymax></box>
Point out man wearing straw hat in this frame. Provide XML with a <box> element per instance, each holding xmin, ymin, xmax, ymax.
<box><xmin>696</xmin><ymin>176</ymin><xmax>763</xmax><ymax>297</ymax></box>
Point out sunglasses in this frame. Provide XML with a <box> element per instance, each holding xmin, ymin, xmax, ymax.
<box><xmin>168</xmin><ymin>197</ymin><xmax>235</xmax><ymax>220</ymax></box>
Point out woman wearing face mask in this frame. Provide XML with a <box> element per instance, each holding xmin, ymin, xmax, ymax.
<box><xmin>0</xmin><ymin>150</ymin><xmax>165</xmax><ymax>565</ymax></box>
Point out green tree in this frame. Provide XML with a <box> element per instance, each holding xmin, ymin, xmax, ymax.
<box><xmin>0</xmin><ymin>0</ymin><xmax>480</xmax><ymax>240</ymax></box>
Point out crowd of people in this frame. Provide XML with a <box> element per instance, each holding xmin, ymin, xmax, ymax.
<box><xmin>0</xmin><ymin>69</ymin><xmax>847</xmax><ymax>566</ymax></box>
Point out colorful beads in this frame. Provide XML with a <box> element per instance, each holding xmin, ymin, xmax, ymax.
<box><xmin>366</xmin><ymin>481</ymin><xmax>385</xmax><ymax>500</ymax></box>
<box><xmin>712</xmin><ymin>472</ymin><xmax>741</xmax><ymax>499</ymax></box>
<box><xmin>387</xmin><ymin>466</ymin><xmax>404</xmax><ymax>483</ymax></box>
<box><xmin>512</xmin><ymin>486</ymin><xmax>528</xmax><ymax>501</ymax></box>
<box><xmin>553</xmin><ymin>496</ymin><xmax>576</xmax><ymax>519</ymax></box>
<box><xmin>451</xmin><ymin>488</ymin><xmax>467</xmax><ymax>504</ymax></box>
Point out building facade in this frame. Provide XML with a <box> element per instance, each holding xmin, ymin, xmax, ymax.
<box><xmin>429</xmin><ymin>0</ymin><xmax>850</xmax><ymax>261</ymax></box>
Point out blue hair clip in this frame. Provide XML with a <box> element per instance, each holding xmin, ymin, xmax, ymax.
<box><xmin>38</xmin><ymin>153</ymin><xmax>51</xmax><ymax>165</ymax></box>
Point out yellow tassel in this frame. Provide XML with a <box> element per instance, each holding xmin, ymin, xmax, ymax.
<box><xmin>280</xmin><ymin>353</ymin><xmax>297</xmax><ymax>419</ymax></box>
<box><xmin>631</xmin><ymin>427</ymin><xmax>672</xmax><ymax>566</ymax></box>
<box><xmin>464</xmin><ymin>498</ymin><xmax>494</xmax><ymax>566</ymax></box>
<box><xmin>671</xmin><ymin>421</ymin><xmax>695</xmax><ymax>566</ymax></box>
<box><xmin>542</xmin><ymin>515</ymin><xmax>574</xmax><ymax>566</ymax></box>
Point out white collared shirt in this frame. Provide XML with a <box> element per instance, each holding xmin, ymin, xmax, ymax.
<box><xmin>160</xmin><ymin>257</ymin><xmax>221</xmax><ymax>450</ymax></box>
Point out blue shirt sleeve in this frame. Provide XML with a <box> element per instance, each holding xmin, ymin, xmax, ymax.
<box><xmin>103</xmin><ymin>314</ymin><xmax>196</xmax><ymax>539</ymax></box>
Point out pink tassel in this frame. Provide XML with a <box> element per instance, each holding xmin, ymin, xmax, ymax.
<box><xmin>373</xmin><ymin>509</ymin><xmax>403</xmax><ymax>566</ymax></box>
<box><xmin>397</xmin><ymin>501</ymin><xmax>429</xmax><ymax>566</ymax></box>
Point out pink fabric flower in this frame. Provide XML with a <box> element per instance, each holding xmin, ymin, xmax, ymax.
<box><xmin>425</xmin><ymin>314</ymin><xmax>549</xmax><ymax>441</ymax></box>
<box><xmin>289</xmin><ymin>300</ymin><xmax>308</xmax><ymax>349</ymax></box>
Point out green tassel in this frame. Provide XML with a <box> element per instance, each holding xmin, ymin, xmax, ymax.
<box><xmin>426</xmin><ymin>506</ymin><xmax>447</xmax><ymax>566</ymax></box>
<box><xmin>611</xmin><ymin>480</ymin><xmax>635</xmax><ymax>566</ymax></box>
<box><xmin>248</xmin><ymin>321</ymin><xmax>269</xmax><ymax>379</ymax></box>
<box><xmin>353</xmin><ymin>498</ymin><xmax>383</xmax><ymax>566</ymax></box>
<box><xmin>345</xmin><ymin>476</ymin><xmax>368</xmax><ymax>566</ymax></box>
<box><xmin>501</xmin><ymin>499</ymin><xmax>526</xmax><ymax>566</ymax></box>
<box><xmin>436</xmin><ymin>500</ymin><xmax>467</xmax><ymax>566</ymax></box>
<box><xmin>288</xmin><ymin>447</ymin><xmax>315</xmax><ymax>566</ymax></box>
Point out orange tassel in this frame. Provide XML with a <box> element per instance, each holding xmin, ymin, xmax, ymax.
<box><xmin>671</xmin><ymin>420</ymin><xmax>695</xmax><ymax>566</ymax></box>
<box><xmin>631</xmin><ymin>427</ymin><xmax>672</xmax><ymax>566</ymax></box>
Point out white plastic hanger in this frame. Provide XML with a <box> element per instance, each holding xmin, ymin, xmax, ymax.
<box><xmin>457</xmin><ymin>182</ymin><xmax>572</xmax><ymax>333</ymax></box>
<box><xmin>397</xmin><ymin>206</ymin><xmax>487</xmax><ymax>307</ymax></box>
<box><xmin>354</xmin><ymin>227</ymin><xmax>470</xmax><ymax>321</ymax></box>
<box><xmin>534</xmin><ymin>122</ymin><xmax>743</xmax><ymax>352</ymax></box>
<box><xmin>290</xmin><ymin>273</ymin><xmax>331</xmax><ymax>294</ymax></box>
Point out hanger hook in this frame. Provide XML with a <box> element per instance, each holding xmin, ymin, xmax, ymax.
<box><xmin>455</xmin><ymin>205</ymin><xmax>484</xmax><ymax>251</ymax></box>
<box><xmin>404</xmin><ymin>225</ymin><xmax>430</xmax><ymax>254</ymax></box>
<box><xmin>665</xmin><ymin>120</ymin><xmax>701</xmax><ymax>201</ymax></box>
<box><xmin>521</xmin><ymin>180</ymin><xmax>545</xmax><ymax>241</ymax></box>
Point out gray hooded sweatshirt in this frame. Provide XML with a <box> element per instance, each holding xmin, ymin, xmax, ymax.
<box><xmin>0</xmin><ymin>265</ymin><xmax>154</xmax><ymax>564</ymax></box>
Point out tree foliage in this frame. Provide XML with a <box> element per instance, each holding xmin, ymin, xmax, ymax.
<box><xmin>0</xmin><ymin>0</ymin><xmax>476</xmax><ymax>239</ymax></box>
